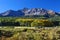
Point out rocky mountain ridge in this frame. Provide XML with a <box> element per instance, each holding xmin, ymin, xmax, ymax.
<box><xmin>0</xmin><ymin>8</ymin><xmax>60</xmax><ymax>17</ymax></box>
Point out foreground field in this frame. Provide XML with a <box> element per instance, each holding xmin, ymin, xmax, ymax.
<box><xmin>0</xmin><ymin>27</ymin><xmax>60</xmax><ymax>40</ymax></box>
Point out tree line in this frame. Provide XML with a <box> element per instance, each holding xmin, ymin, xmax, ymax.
<box><xmin>0</xmin><ymin>19</ymin><xmax>60</xmax><ymax>27</ymax></box>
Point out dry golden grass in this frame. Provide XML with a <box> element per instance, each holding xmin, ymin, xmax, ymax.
<box><xmin>0</xmin><ymin>27</ymin><xmax>60</xmax><ymax>40</ymax></box>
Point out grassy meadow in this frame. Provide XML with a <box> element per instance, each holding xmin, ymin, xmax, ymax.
<box><xmin>0</xmin><ymin>27</ymin><xmax>60</xmax><ymax>40</ymax></box>
<box><xmin>0</xmin><ymin>17</ymin><xmax>60</xmax><ymax>40</ymax></box>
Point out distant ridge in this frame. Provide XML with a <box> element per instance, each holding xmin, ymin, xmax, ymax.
<box><xmin>0</xmin><ymin>8</ymin><xmax>60</xmax><ymax>17</ymax></box>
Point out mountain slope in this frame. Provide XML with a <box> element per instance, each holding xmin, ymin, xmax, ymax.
<box><xmin>0</xmin><ymin>8</ymin><xmax>60</xmax><ymax>17</ymax></box>
<box><xmin>0</xmin><ymin>10</ymin><xmax>24</xmax><ymax>17</ymax></box>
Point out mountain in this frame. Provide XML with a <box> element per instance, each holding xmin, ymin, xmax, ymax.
<box><xmin>0</xmin><ymin>10</ymin><xmax>24</xmax><ymax>17</ymax></box>
<box><xmin>0</xmin><ymin>8</ymin><xmax>60</xmax><ymax>17</ymax></box>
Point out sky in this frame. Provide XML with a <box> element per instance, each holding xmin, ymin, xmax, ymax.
<box><xmin>0</xmin><ymin>0</ymin><xmax>60</xmax><ymax>13</ymax></box>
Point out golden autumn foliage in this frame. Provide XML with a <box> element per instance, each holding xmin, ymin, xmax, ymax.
<box><xmin>0</xmin><ymin>18</ymin><xmax>59</xmax><ymax>27</ymax></box>
<box><xmin>31</xmin><ymin>19</ymin><xmax>54</xmax><ymax>27</ymax></box>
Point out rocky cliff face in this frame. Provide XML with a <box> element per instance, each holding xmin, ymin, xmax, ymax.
<box><xmin>0</xmin><ymin>8</ymin><xmax>60</xmax><ymax>17</ymax></box>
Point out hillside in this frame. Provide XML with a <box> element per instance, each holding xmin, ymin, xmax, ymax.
<box><xmin>0</xmin><ymin>8</ymin><xmax>60</xmax><ymax>17</ymax></box>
